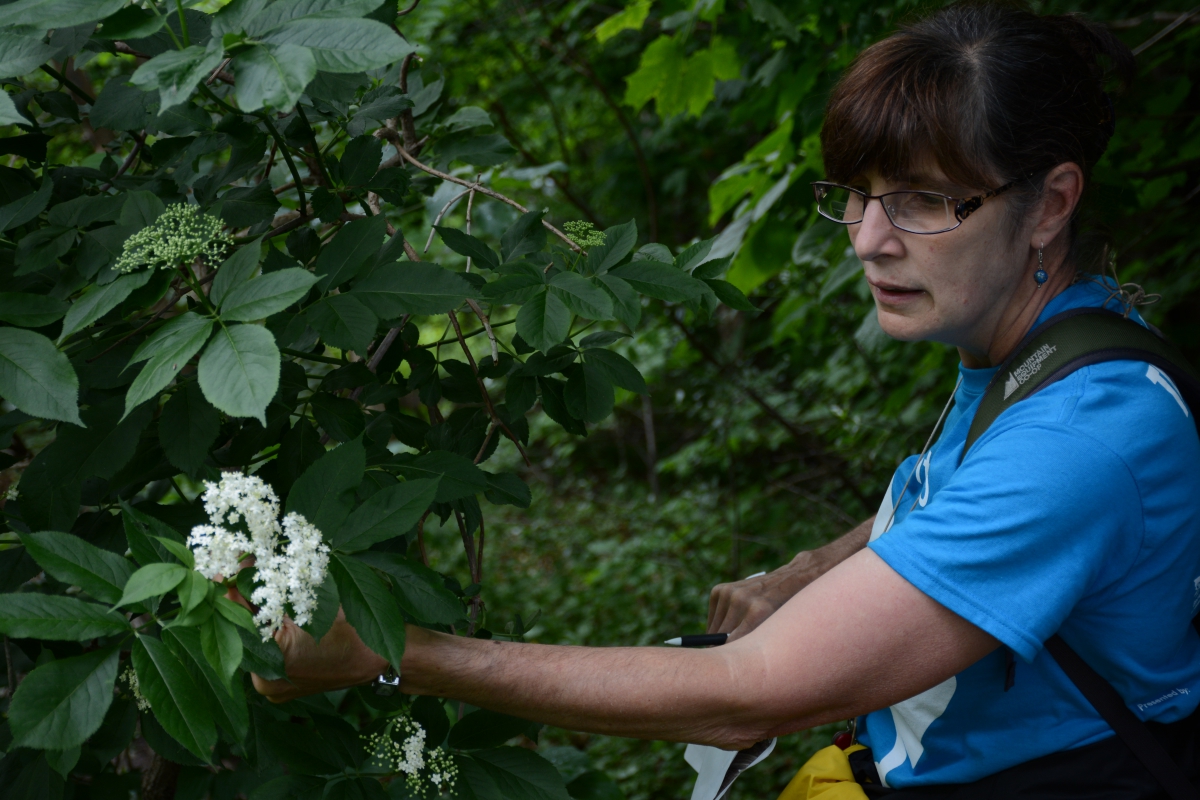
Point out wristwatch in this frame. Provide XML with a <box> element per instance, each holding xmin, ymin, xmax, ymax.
<box><xmin>372</xmin><ymin>664</ymin><xmax>401</xmax><ymax>696</ymax></box>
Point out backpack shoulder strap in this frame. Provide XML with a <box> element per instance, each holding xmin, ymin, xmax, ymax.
<box><xmin>964</xmin><ymin>307</ymin><xmax>1200</xmax><ymax>798</ymax></box>
<box><xmin>964</xmin><ymin>307</ymin><xmax>1200</xmax><ymax>457</ymax></box>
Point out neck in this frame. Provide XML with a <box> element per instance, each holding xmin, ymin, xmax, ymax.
<box><xmin>958</xmin><ymin>253</ymin><xmax>1073</xmax><ymax>369</ymax></box>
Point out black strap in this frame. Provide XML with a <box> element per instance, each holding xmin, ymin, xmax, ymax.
<box><xmin>966</xmin><ymin>308</ymin><xmax>1200</xmax><ymax>798</ymax></box>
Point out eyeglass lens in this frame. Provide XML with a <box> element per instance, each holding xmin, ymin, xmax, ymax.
<box><xmin>816</xmin><ymin>186</ymin><xmax>958</xmax><ymax>234</ymax></box>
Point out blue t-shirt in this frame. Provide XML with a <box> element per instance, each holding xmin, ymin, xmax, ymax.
<box><xmin>856</xmin><ymin>278</ymin><xmax>1200</xmax><ymax>787</ymax></box>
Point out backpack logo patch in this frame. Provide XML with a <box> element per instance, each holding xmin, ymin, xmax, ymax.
<box><xmin>1146</xmin><ymin>365</ymin><xmax>1189</xmax><ymax>417</ymax></box>
<box><xmin>1003</xmin><ymin>344</ymin><xmax>1058</xmax><ymax>400</ymax></box>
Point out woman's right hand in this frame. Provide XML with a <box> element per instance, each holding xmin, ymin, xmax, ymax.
<box><xmin>251</xmin><ymin>608</ymin><xmax>388</xmax><ymax>703</ymax></box>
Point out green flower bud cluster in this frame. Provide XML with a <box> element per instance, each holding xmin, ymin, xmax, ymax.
<box><xmin>114</xmin><ymin>203</ymin><xmax>233</xmax><ymax>273</ymax></box>
<box><xmin>562</xmin><ymin>220</ymin><xmax>606</xmax><ymax>248</ymax></box>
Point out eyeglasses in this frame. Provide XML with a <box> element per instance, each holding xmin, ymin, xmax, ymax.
<box><xmin>811</xmin><ymin>180</ymin><xmax>1016</xmax><ymax>234</ymax></box>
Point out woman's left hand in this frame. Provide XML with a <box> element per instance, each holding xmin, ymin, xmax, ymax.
<box><xmin>251</xmin><ymin>608</ymin><xmax>389</xmax><ymax>703</ymax></box>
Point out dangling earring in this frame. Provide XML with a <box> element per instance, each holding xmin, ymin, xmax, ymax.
<box><xmin>1034</xmin><ymin>242</ymin><xmax>1048</xmax><ymax>288</ymax></box>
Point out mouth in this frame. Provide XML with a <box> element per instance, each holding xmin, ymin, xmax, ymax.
<box><xmin>867</xmin><ymin>279</ymin><xmax>925</xmax><ymax>306</ymax></box>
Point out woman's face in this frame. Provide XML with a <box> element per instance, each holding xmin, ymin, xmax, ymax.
<box><xmin>846</xmin><ymin>167</ymin><xmax>1031</xmax><ymax>361</ymax></box>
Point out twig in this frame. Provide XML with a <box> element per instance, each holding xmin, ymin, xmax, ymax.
<box><xmin>490</xmin><ymin>103</ymin><xmax>600</xmax><ymax>223</ymax></box>
<box><xmin>465</xmin><ymin>298</ymin><xmax>498</xmax><ymax>363</ymax></box>
<box><xmin>98</xmin><ymin>132</ymin><xmax>146</xmax><ymax>192</ymax></box>
<box><xmin>206</xmin><ymin>57</ymin><xmax>233</xmax><ymax>85</ymax></box>
<box><xmin>260</xmin><ymin>140</ymin><xmax>277</xmax><ymax>184</ymax></box>
<box><xmin>85</xmin><ymin>285</ymin><xmax>178</xmax><ymax>362</ymax></box>
<box><xmin>4</xmin><ymin>636</ymin><xmax>15</xmax><ymax>695</ymax></box>
<box><xmin>398</xmin><ymin>0</ymin><xmax>422</xmax><ymax>15</ymax></box>
<box><xmin>424</xmin><ymin>188</ymin><xmax>473</xmax><ymax>252</ymax></box>
<box><xmin>1133</xmin><ymin>6</ymin><xmax>1200</xmax><ymax>54</ymax></box>
<box><xmin>453</xmin><ymin>510</ymin><xmax>479</xmax><ymax>585</ymax></box>
<box><xmin>474</xmin><ymin>422</ymin><xmax>496</xmax><ymax>464</ymax></box>
<box><xmin>475</xmin><ymin>513</ymin><xmax>486</xmax><ymax>587</ymax></box>
<box><xmin>379</xmin><ymin>128</ymin><xmax>584</xmax><ymax>254</ymax></box>
<box><xmin>113</xmin><ymin>42</ymin><xmax>150</xmax><ymax>59</ymax></box>
<box><xmin>260</xmin><ymin>213</ymin><xmax>309</xmax><ymax>241</ymax></box>
<box><xmin>449</xmin><ymin>310</ymin><xmax>532</xmax><ymax>466</ymax></box>
<box><xmin>40</xmin><ymin>64</ymin><xmax>94</xmax><ymax>104</ymax></box>
<box><xmin>397</xmin><ymin>53</ymin><xmax>420</xmax><ymax>152</ymax></box>
<box><xmin>416</xmin><ymin>511</ymin><xmax>431</xmax><ymax>566</ymax></box>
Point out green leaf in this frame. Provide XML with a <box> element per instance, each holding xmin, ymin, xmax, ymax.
<box><xmin>154</xmin><ymin>537</ymin><xmax>195</xmax><ymax>570</ymax></box>
<box><xmin>458</xmin><ymin>747</ymin><xmax>572</xmax><ymax>800</ymax></box>
<box><xmin>0</xmin><ymin>89</ymin><xmax>28</xmax><ymax>127</ymax></box>
<box><xmin>124</xmin><ymin>312</ymin><xmax>215</xmax><ymax>418</ymax></box>
<box><xmin>596</xmin><ymin>274</ymin><xmax>641</xmax><ymax>329</ymax></box>
<box><xmin>238</xmin><ymin>626</ymin><xmax>286</xmax><ymax>680</ymax></box>
<box><xmin>219</xmin><ymin>182</ymin><xmax>282</xmax><ymax>229</ymax></box>
<box><xmin>0</xmin><ymin>33</ymin><xmax>57</xmax><ymax>78</ymax></box>
<box><xmin>117</xmin><ymin>563</ymin><xmax>188</xmax><ymax>606</ymax></box>
<box><xmin>121</xmin><ymin>503</ymin><xmax>186</xmax><ymax>567</ymax></box>
<box><xmin>332</xmin><ymin>478</ymin><xmax>439</xmax><ymax>552</ymax></box>
<box><xmin>593</xmin><ymin>0</ymin><xmax>651</xmax><ymax>44</ymax></box>
<box><xmin>608</xmin><ymin>262</ymin><xmax>707</xmax><ymax>302</ymax></box>
<box><xmin>235</xmin><ymin>43</ymin><xmax>316</xmax><ymax>113</ymax></box>
<box><xmin>19</xmin><ymin>531</ymin><xmax>135</xmax><ymax>605</ymax></box>
<box><xmin>577</xmin><ymin>331</ymin><xmax>629</xmax><ymax>348</ymax></box>
<box><xmin>674</xmin><ymin>238</ymin><xmax>715</xmax><ymax>273</ymax></box>
<box><xmin>307</xmin><ymin>294</ymin><xmax>377</xmax><ymax>354</ymax></box>
<box><xmin>175</xmin><ymin>569</ymin><xmax>208</xmax><ymax>614</ymax></box>
<box><xmin>162</xmin><ymin>626</ymin><xmax>249</xmax><ymax>740</ymax></box>
<box><xmin>89</xmin><ymin>79</ymin><xmax>156</xmax><ymax>131</ymax></box>
<box><xmin>340</xmin><ymin>134</ymin><xmax>383</xmax><ymax>186</ymax></box>
<box><xmin>159</xmin><ymin>380</ymin><xmax>220</xmax><ymax>476</ymax></box>
<box><xmin>483</xmin><ymin>472</ymin><xmax>532</xmax><ymax>508</ymax></box>
<box><xmin>301</xmin><ymin>571</ymin><xmax>339</xmax><ymax>642</ymax></box>
<box><xmin>210</xmin><ymin>239</ymin><xmax>264</xmax><ymax>307</ymax></box>
<box><xmin>351</xmin><ymin>262</ymin><xmax>479</xmax><ymax>316</ymax></box>
<box><xmin>0</xmin><ymin>594</ymin><xmax>129</xmax><ymax>640</ymax></box>
<box><xmin>481</xmin><ymin>272</ymin><xmax>544</xmax><ymax>305</ymax></box>
<box><xmin>585</xmin><ymin>220</ymin><xmax>637</xmax><ymax>275</ymax></box>
<box><xmin>515</xmin><ymin>290</ymin><xmax>570</xmax><ymax>353</ymax></box>
<box><xmin>436</xmin><ymin>226</ymin><xmax>500</xmax><ymax>270</ymax></box>
<box><xmin>0</xmin><ymin>292</ymin><xmax>68</xmax><ymax>327</ymax></box>
<box><xmin>564</xmin><ymin>362</ymin><xmax>614</xmax><ymax>423</ymax></box>
<box><xmin>244</xmin><ymin>0</ymin><xmax>387</xmax><ymax>36</ymax></box>
<box><xmin>310</xmin><ymin>392</ymin><xmax>365</xmax><ymax>442</ymax></box>
<box><xmin>704</xmin><ymin>278</ymin><xmax>756</xmax><ymax>311</ymax></box>
<box><xmin>220</xmin><ymin>268</ymin><xmax>317</xmax><ymax>322</ymax></box>
<box><xmin>583</xmin><ymin>349</ymin><xmax>647</xmax><ymax>394</ymax></box>
<box><xmin>200</xmin><ymin>613</ymin><xmax>243</xmax><ymax>689</ymax></box>
<box><xmin>500</xmin><ymin>210</ymin><xmax>547</xmax><ymax>262</ymax></box>
<box><xmin>286</xmin><ymin>437</ymin><xmax>366</xmax><ymax>535</ymax></box>
<box><xmin>440</xmin><ymin>105</ymin><xmax>493</xmax><ymax>133</ymax></box>
<box><xmin>198</xmin><ymin>323</ymin><xmax>281</xmax><ymax>425</ymax></box>
<box><xmin>96</xmin><ymin>5</ymin><xmax>165</xmax><ymax>40</ymax></box>
<box><xmin>131</xmin><ymin>41</ymin><xmax>226</xmax><ymax>112</ymax></box>
<box><xmin>119</xmin><ymin>191</ymin><xmax>166</xmax><ymax>228</ymax></box>
<box><xmin>354</xmin><ymin>552</ymin><xmax>464</xmax><ymax>625</ymax></box>
<box><xmin>549</xmin><ymin>273</ymin><xmax>614</xmax><ymax>320</ymax></box>
<box><xmin>315</xmin><ymin>213</ymin><xmax>387</xmax><ymax>291</ymax></box>
<box><xmin>215</xmin><ymin>596</ymin><xmax>258</xmax><ymax>633</ymax></box>
<box><xmin>7</xmin><ymin>644</ymin><xmax>120</xmax><ymax>750</ymax></box>
<box><xmin>440</xmin><ymin>133</ymin><xmax>517</xmax><ymax>168</ymax></box>
<box><xmin>393</xmin><ymin>450</ymin><xmax>488</xmax><ymax>502</ymax></box>
<box><xmin>331</xmin><ymin>554</ymin><xmax>406</xmax><ymax>667</ymax></box>
<box><xmin>261</xmin><ymin>17</ymin><xmax>414</xmax><ymax>73</ymax></box>
<box><xmin>450</xmin><ymin>711</ymin><xmax>538</xmax><ymax>751</ymax></box>
<box><xmin>0</xmin><ymin>177</ymin><xmax>50</xmax><ymax>231</ymax></box>
<box><xmin>0</xmin><ymin>0</ymin><xmax>125</xmax><ymax>28</ymax></box>
<box><xmin>623</xmin><ymin>35</ymin><xmax>739</xmax><ymax>119</ymax></box>
<box><xmin>132</xmin><ymin>636</ymin><xmax>217</xmax><ymax>761</ymax></box>
<box><xmin>57</xmin><ymin>270</ymin><xmax>153</xmax><ymax>343</ymax></box>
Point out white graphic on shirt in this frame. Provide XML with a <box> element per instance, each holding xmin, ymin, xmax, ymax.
<box><xmin>1192</xmin><ymin>576</ymin><xmax>1200</xmax><ymax>612</ymax></box>
<box><xmin>870</xmin><ymin>482</ymin><xmax>895</xmax><ymax>542</ymax></box>
<box><xmin>1146</xmin><ymin>365</ymin><xmax>1189</xmax><ymax>417</ymax></box>
<box><xmin>914</xmin><ymin>453</ymin><xmax>932</xmax><ymax>508</ymax></box>
<box><xmin>875</xmin><ymin>677</ymin><xmax>958</xmax><ymax>787</ymax></box>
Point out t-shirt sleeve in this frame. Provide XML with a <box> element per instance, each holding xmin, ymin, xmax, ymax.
<box><xmin>868</xmin><ymin>422</ymin><xmax>1144</xmax><ymax>662</ymax></box>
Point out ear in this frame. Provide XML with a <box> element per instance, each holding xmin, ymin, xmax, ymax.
<box><xmin>1030</xmin><ymin>162</ymin><xmax>1084</xmax><ymax>249</ymax></box>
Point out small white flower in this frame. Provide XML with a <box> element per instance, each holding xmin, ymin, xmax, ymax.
<box><xmin>121</xmin><ymin>664</ymin><xmax>150</xmax><ymax>712</ymax></box>
<box><xmin>364</xmin><ymin>716</ymin><xmax>456</xmax><ymax>795</ymax></box>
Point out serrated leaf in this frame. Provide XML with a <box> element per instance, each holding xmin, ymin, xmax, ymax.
<box><xmin>219</xmin><ymin>182</ymin><xmax>282</xmax><ymax>229</ymax></box>
<box><xmin>0</xmin><ymin>0</ymin><xmax>125</xmax><ymax>29</ymax></box>
<box><xmin>0</xmin><ymin>594</ymin><xmax>130</xmax><ymax>640</ymax></box>
<box><xmin>200</xmin><ymin>613</ymin><xmax>242</xmax><ymax>689</ymax></box>
<box><xmin>19</xmin><ymin>531</ymin><xmax>135</xmax><ymax>605</ymax></box>
<box><xmin>340</xmin><ymin>134</ymin><xmax>383</xmax><ymax>186</ymax></box>
<box><xmin>307</xmin><ymin>293</ymin><xmax>377</xmax><ymax>354</ymax></box>
<box><xmin>332</xmin><ymin>554</ymin><xmax>406</xmax><ymax>668</ymax></box>
<box><xmin>354</xmin><ymin>552</ymin><xmax>464</xmax><ymax>625</ymax></box>
<box><xmin>450</xmin><ymin>710</ymin><xmax>537</xmax><ymax>751</ymax></box>
<box><xmin>351</xmin><ymin>262</ymin><xmax>479</xmax><ymax>316</ymax></box>
<box><xmin>7</xmin><ymin>644</ymin><xmax>119</xmax><ymax>750</ymax></box>
<box><xmin>0</xmin><ymin>177</ymin><xmax>50</xmax><ymax>231</ymax></box>
<box><xmin>596</xmin><ymin>274</ymin><xmax>641</xmax><ymax>329</ymax></box>
<box><xmin>481</xmin><ymin>272</ymin><xmax>544</xmax><ymax>305</ymax></box>
<box><xmin>220</xmin><ymin>268</ymin><xmax>317</xmax><ymax>322</ymax></box>
<box><xmin>548</xmin><ymin>272</ymin><xmax>613</xmax><ymax>320</ymax></box>
<box><xmin>235</xmin><ymin>43</ymin><xmax>317</xmax><ymax>113</ymax></box>
<box><xmin>585</xmin><ymin>220</ymin><xmax>637</xmax><ymax>275</ymax></box>
<box><xmin>515</xmin><ymin>289</ymin><xmax>570</xmax><ymax>353</ymax></box>
<box><xmin>564</xmin><ymin>362</ymin><xmax>614</xmax><ymax>423</ymax></box>
<box><xmin>162</xmin><ymin>626</ymin><xmax>249</xmax><ymax>740</ymax></box>
<box><xmin>499</xmin><ymin>210</ymin><xmax>546</xmax><ymax>262</ymax></box>
<box><xmin>197</xmin><ymin>323</ymin><xmax>281</xmax><ymax>424</ymax></box>
<box><xmin>58</xmin><ymin>270</ymin><xmax>152</xmax><ymax>343</ymax></box>
<box><xmin>392</xmin><ymin>450</ymin><xmax>488</xmax><ymax>503</ymax></box>
<box><xmin>314</xmin><ymin>213</ymin><xmax>387</xmax><ymax>291</ymax></box>
<box><xmin>583</xmin><ymin>348</ymin><xmax>646</xmax><ymax>394</ymax></box>
<box><xmin>159</xmin><ymin>380</ymin><xmax>220</xmax><ymax>476</ymax></box>
<box><xmin>117</xmin><ymin>563</ymin><xmax>188</xmax><ymax>606</ymax></box>
<box><xmin>704</xmin><ymin>278</ymin><xmax>756</xmax><ymax>311</ymax></box>
<box><xmin>210</xmin><ymin>239</ymin><xmax>264</xmax><ymax>307</ymax></box>
<box><xmin>215</xmin><ymin>595</ymin><xmax>258</xmax><ymax>633</ymax></box>
<box><xmin>124</xmin><ymin>312</ymin><xmax>215</xmax><ymax>418</ymax></box>
<box><xmin>483</xmin><ymin>472</ymin><xmax>532</xmax><ymax>508</ymax></box>
<box><xmin>261</xmin><ymin>17</ymin><xmax>414</xmax><ymax>73</ymax></box>
<box><xmin>458</xmin><ymin>747</ymin><xmax>572</xmax><ymax>800</ymax></box>
<box><xmin>577</xmin><ymin>331</ymin><xmax>629</xmax><ymax>349</ymax></box>
<box><xmin>437</xmin><ymin>226</ymin><xmax>500</xmax><ymax>270</ymax></box>
<box><xmin>0</xmin><ymin>292</ymin><xmax>68</xmax><ymax>327</ymax></box>
<box><xmin>332</xmin><ymin>478</ymin><xmax>438</xmax><ymax>552</ymax></box>
<box><xmin>132</xmin><ymin>636</ymin><xmax>216</xmax><ymax>761</ymax></box>
<box><xmin>131</xmin><ymin>41</ymin><xmax>225</xmax><ymax>112</ymax></box>
<box><xmin>0</xmin><ymin>33</ymin><xmax>57</xmax><ymax>79</ymax></box>
<box><xmin>243</xmin><ymin>0</ymin><xmax>386</xmax><ymax>35</ymax></box>
<box><xmin>96</xmin><ymin>5</ymin><xmax>164</xmax><ymax>39</ymax></box>
<box><xmin>608</xmin><ymin>262</ymin><xmax>707</xmax><ymax>302</ymax></box>
<box><xmin>286</xmin><ymin>437</ymin><xmax>366</xmax><ymax>535</ymax></box>
<box><xmin>0</xmin><ymin>89</ymin><xmax>28</xmax><ymax>127</ymax></box>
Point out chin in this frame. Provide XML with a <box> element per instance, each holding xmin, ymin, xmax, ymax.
<box><xmin>875</xmin><ymin>306</ymin><xmax>933</xmax><ymax>343</ymax></box>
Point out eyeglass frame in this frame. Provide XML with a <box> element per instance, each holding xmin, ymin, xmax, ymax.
<box><xmin>810</xmin><ymin>179</ymin><xmax>1018</xmax><ymax>234</ymax></box>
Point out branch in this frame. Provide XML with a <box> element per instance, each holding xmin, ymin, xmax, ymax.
<box><xmin>449</xmin><ymin>310</ymin><xmax>532</xmax><ymax>467</ymax></box>
<box><xmin>397</xmin><ymin>53</ymin><xmax>420</xmax><ymax>152</ymax></box>
<box><xmin>424</xmin><ymin>188</ymin><xmax>474</xmax><ymax>252</ymax></box>
<box><xmin>398</xmin><ymin>0</ymin><xmax>422</xmax><ymax>15</ymax></box>
<box><xmin>465</xmin><ymin>298</ymin><xmax>499</xmax><ymax>363</ymax></box>
<box><xmin>1133</xmin><ymin>6</ymin><xmax>1200</xmax><ymax>55</ymax></box>
<box><xmin>98</xmin><ymin>131</ymin><xmax>146</xmax><ymax>192</ymax></box>
<box><xmin>205</xmin><ymin>56</ymin><xmax>235</xmax><ymax>85</ymax></box>
<box><xmin>40</xmin><ymin>64</ymin><xmax>94</xmax><ymax>104</ymax></box>
<box><xmin>378</xmin><ymin>128</ymin><xmax>584</xmax><ymax>254</ymax></box>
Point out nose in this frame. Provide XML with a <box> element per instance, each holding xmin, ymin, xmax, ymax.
<box><xmin>849</xmin><ymin>196</ymin><xmax>905</xmax><ymax>263</ymax></box>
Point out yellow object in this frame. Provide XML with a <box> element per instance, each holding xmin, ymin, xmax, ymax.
<box><xmin>776</xmin><ymin>744</ymin><xmax>870</xmax><ymax>800</ymax></box>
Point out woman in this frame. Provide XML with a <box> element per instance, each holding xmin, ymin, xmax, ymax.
<box><xmin>255</xmin><ymin>4</ymin><xmax>1200</xmax><ymax>795</ymax></box>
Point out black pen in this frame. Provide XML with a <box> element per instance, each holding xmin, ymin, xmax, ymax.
<box><xmin>663</xmin><ymin>633</ymin><xmax>728</xmax><ymax>647</ymax></box>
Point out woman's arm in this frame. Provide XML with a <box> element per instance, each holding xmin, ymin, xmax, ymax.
<box><xmin>255</xmin><ymin>548</ymin><xmax>998</xmax><ymax>749</ymax></box>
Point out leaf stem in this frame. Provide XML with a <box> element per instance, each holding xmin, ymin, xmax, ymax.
<box><xmin>280</xmin><ymin>347</ymin><xmax>344</xmax><ymax>365</ymax></box>
<box><xmin>39</xmin><ymin>65</ymin><xmax>94</xmax><ymax>104</ymax></box>
<box><xmin>258</xmin><ymin>112</ymin><xmax>308</xmax><ymax>218</ymax></box>
<box><xmin>174</xmin><ymin>0</ymin><xmax>190</xmax><ymax>48</ymax></box>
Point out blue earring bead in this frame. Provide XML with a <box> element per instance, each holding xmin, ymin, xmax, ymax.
<box><xmin>1035</xmin><ymin>269</ymin><xmax>1048</xmax><ymax>285</ymax></box>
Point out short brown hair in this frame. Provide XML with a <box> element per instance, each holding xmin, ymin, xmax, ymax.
<box><xmin>821</xmin><ymin>2</ymin><xmax>1134</xmax><ymax>198</ymax></box>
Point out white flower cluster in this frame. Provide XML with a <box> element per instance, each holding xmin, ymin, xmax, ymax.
<box><xmin>121</xmin><ymin>665</ymin><xmax>150</xmax><ymax>711</ymax></box>
<box><xmin>365</xmin><ymin>716</ymin><xmax>458</xmax><ymax>795</ymax></box>
<box><xmin>187</xmin><ymin>473</ymin><xmax>329</xmax><ymax>640</ymax></box>
<box><xmin>114</xmin><ymin>203</ymin><xmax>232</xmax><ymax>273</ymax></box>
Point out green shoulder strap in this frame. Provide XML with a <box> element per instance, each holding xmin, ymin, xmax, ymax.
<box><xmin>964</xmin><ymin>307</ymin><xmax>1200</xmax><ymax>457</ymax></box>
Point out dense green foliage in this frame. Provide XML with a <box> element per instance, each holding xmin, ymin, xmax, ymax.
<box><xmin>2</xmin><ymin>0</ymin><xmax>1198</xmax><ymax>798</ymax></box>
